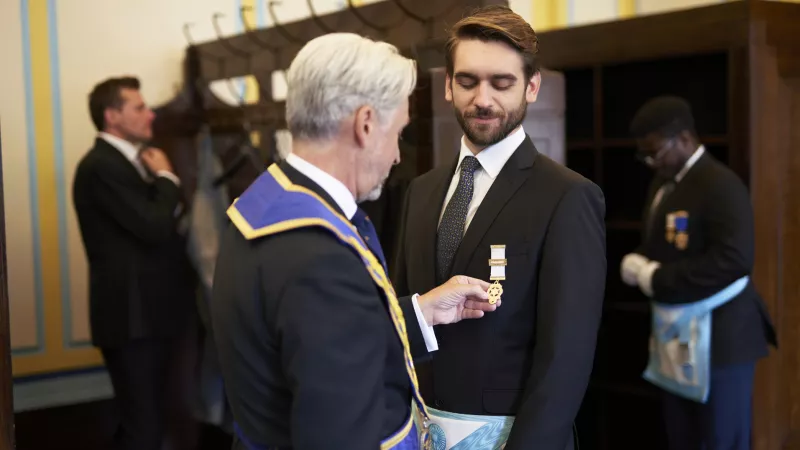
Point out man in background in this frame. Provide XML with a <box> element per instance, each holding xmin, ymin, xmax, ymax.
<box><xmin>72</xmin><ymin>76</ymin><xmax>198</xmax><ymax>450</ymax></box>
<box><xmin>393</xmin><ymin>6</ymin><xmax>607</xmax><ymax>449</ymax></box>
<box><xmin>621</xmin><ymin>95</ymin><xmax>777</xmax><ymax>450</ymax></box>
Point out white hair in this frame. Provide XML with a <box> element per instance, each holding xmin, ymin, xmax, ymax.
<box><xmin>285</xmin><ymin>33</ymin><xmax>417</xmax><ymax>140</ymax></box>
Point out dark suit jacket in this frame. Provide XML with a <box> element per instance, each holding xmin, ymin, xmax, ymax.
<box><xmin>210</xmin><ymin>161</ymin><xmax>415</xmax><ymax>450</ymax></box>
<box><xmin>639</xmin><ymin>151</ymin><xmax>777</xmax><ymax>365</ymax></box>
<box><xmin>393</xmin><ymin>137</ymin><xmax>607</xmax><ymax>450</ymax></box>
<box><xmin>72</xmin><ymin>137</ymin><xmax>196</xmax><ymax>348</ymax></box>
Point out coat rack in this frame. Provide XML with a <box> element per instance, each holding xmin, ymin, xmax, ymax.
<box><xmin>148</xmin><ymin>0</ymin><xmax>508</xmax><ymax>271</ymax></box>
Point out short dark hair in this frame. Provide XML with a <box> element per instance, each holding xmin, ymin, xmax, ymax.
<box><xmin>445</xmin><ymin>5</ymin><xmax>540</xmax><ymax>81</ymax></box>
<box><xmin>630</xmin><ymin>95</ymin><xmax>697</xmax><ymax>139</ymax></box>
<box><xmin>88</xmin><ymin>76</ymin><xmax>141</xmax><ymax>131</ymax></box>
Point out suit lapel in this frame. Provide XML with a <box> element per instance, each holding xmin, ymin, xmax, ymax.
<box><xmin>96</xmin><ymin>138</ymin><xmax>147</xmax><ymax>183</ymax></box>
<box><xmin>416</xmin><ymin>162</ymin><xmax>457</xmax><ymax>291</ymax></box>
<box><xmin>643</xmin><ymin>177</ymin><xmax>667</xmax><ymax>240</ymax></box>
<box><xmin>449</xmin><ymin>137</ymin><xmax>538</xmax><ymax>277</ymax></box>
<box><xmin>643</xmin><ymin>178</ymin><xmax>661</xmax><ymax>215</ymax></box>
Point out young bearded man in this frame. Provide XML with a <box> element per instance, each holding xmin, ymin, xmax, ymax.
<box><xmin>393</xmin><ymin>6</ymin><xmax>607</xmax><ymax>450</ymax></box>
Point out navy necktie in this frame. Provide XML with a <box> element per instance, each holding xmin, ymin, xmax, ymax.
<box><xmin>352</xmin><ymin>207</ymin><xmax>387</xmax><ymax>272</ymax></box>
<box><xmin>436</xmin><ymin>156</ymin><xmax>481</xmax><ymax>284</ymax></box>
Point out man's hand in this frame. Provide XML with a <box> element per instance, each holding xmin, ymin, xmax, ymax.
<box><xmin>620</xmin><ymin>253</ymin><xmax>648</xmax><ymax>286</ymax></box>
<box><xmin>621</xmin><ymin>253</ymin><xmax>660</xmax><ymax>297</ymax></box>
<box><xmin>417</xmin><ymin>276</ymin><xmax>498</xmax><ymax>326</ymax></box>
<box><xmin>140</xmin><ymin>147</ymin><xmax>174</xmax><ymax>174</ymax></box>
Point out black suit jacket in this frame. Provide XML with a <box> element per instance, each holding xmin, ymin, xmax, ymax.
<box><xmin>393</xmin><ymin>137</ymin><xmax>607</xmax><ymax>450</ymax></box>
<box><xmin>210</xmin><ymin>161</ymin><xmax>415</xmax><ymax>450</ymax></box>
<box><xmin>72</xmin><ymin>137</ymin><xmax>196</xmax><ymax>348</ymax></box>
<box><xmin>639</xmin><ymin>151</ymin><xmax>777</xmax><ymax>365</ymax></box>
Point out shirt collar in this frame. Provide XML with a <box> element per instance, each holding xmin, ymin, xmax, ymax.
<box><xmin>285</xmin><ymin>153</ymin><xmax>358</xmax><ymax>220</ymax></box>
<box><xmin>457</xmin><ymin>126</ymin><xmax>526</xmax><ymax>178</ymax></box>
<box><xmin>675</xmin><ymin>145</ymin><xmax>705</xmax><ymax>183</ymax></box>
<box><xmin>99</xmin><ymin>132</ymin><xmax>141</xmax><ymax>162</ymax></box>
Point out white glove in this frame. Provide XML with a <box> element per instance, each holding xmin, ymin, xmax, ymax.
<box><xmin>637</xmin><ymin>260</ymin><xmax>661</xmax><ymax>297</ymax></box>
<box><xmin>620</xmin><ymin>253</ymin><xmax>649</xmax><ymax>286</ymax></box>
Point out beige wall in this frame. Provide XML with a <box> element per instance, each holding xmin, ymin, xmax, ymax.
<box><xmin>532</xmin><ymin>0</ymin><xmax>800</xmax><ymax>31</ymax></box>
<box><xmin>636</xmin><ymin>0</ymin><xmax>726</xmax><ymax>16</ymax></box>
<box><xmin>0</xmin><ymin>0</ymin><xmax>38</xmax><ymax>357</ymax></box>
<box><xmin>1</xmin><ymin>0</ymin><xmax>245</xmax><ymax>377</ymax></box>
<box><xmin>1</xmin><ymin>0</ymin><xmax>792</xmax><ymax>380</ymax></box>
<box><xmin>531</xmin><ymin>0</ymin><xmax>728</xmax><ymax>30</ymax></box>
<box><xmin>0</xmin><ymin>0</ymin><xmax>400</xmax><ymax>379</ymax></box>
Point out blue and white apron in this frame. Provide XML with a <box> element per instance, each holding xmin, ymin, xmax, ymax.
<box><xmin>418</xmin><ymin>407</ymin><xmax>513</xmax><ymax>450</ymax></box>
<box><xmin>643</xmin><ymin>276</ymin><xmax>749</xmax><ymax>403</ymax></box>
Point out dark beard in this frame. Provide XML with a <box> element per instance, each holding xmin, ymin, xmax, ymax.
<box><xmin>455</xmin><ymin>96</ymin><xmax>527</xmax><ymax>147</ymax></box>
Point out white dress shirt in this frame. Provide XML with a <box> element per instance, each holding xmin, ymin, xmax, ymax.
<box><xmin>99</xmin><ymin>132</ymin><xmax>181</xmax><ymax>186</ymax></box>
<box><xmin>439</xmin><ymin>126</ymin><xmax>527</xmax><ymax>231</ymax></box>
<box><xmin>284</xmin><ymin>153</ymin><xmax>438</xmax><ymax>350</ymax></box>
<box><xmin>676</xmin><ymin>145</ymin><xmax>705</xmax><ymax>183</ymax></box>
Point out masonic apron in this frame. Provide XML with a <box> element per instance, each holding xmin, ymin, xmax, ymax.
<box><xmin>643</xmin><ymin>276</ymin><xmax>749</xmax><ymax>403</ymax></box>
<box><xmin>422</xmin><ymin>407</ymin><xmax>514</xmax><ymax>450</ymax></box>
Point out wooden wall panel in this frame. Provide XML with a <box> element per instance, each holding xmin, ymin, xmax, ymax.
<box><xmin>748</xmin><ymin>20</ymin><xmax>800</xmax><ymax>450</ymax></box>
<box><xmin>785</xmin><ymin>74</ymin><xmax>800</xmax><ymax>433</ymax></box>
<box><xmin>781</xmin><ymin>77</ymin><xmax>800</xmax><ymax>449</ymax></box>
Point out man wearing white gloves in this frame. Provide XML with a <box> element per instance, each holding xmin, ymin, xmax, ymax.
<box><xmin>621</xmin><ymin>96</ymin><xmax>776</xmax><ymax>450</ymax></box>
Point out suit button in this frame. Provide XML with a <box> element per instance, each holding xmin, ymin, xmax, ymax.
<box><xmin>434</xmin><ymin>399</ymin><xmax>443</xmax><ymax>408</ymax></box>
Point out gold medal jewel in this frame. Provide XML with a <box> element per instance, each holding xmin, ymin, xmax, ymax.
<box><xmin>487</xmin><ymin>281</ymin><xmax>504</xmax><ymax>305</ymax></box>
<box><xmin>488</xmin><ymin>245</ymin><xmax>507</xmax><ymax>305</ymax></box>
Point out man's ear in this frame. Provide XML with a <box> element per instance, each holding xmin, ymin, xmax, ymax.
<box><xmin>526</xmin><ymin>72</ymin><xmax>542</xmax><ymax>103</ymax></box>
<box><xmin>104</xmin><ymin>108</ymin><xmax>117</xmax><ymax>128</ymax></box>
<box><xmin>353</xmin><ymin>105</ymin><xmax>375</xmax><ymax>149</ymax></box>
<box><xmin>445</xmin><ymin>74</ymin><xmax>453</xmax><ymax>103</ymax></box>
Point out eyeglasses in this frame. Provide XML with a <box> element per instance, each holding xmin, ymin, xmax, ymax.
<box><xmin>636</xmin><ymin>138</ymin><xmax>675</xmax><ymax>166</ymax></box>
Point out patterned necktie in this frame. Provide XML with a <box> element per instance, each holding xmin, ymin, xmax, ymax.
<box><xmin>352</xmin><ymin>207</ymin><xmax>387</xmax><ymax>272</ymax></box>
<box><xmin>436</xmin><ymin>156</ymin><xmax>481</xmax><ymax>284</ymax></box>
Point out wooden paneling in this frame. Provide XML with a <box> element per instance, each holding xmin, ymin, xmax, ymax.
<box><xmin>537</xmin><ymin>2</ymin><xmax>800</xmax><ymax>448</ymax></box>
<box><xmin>537</xmin><ymin>2</ymin><xmax>749</xmax><ymax>69</ymax></box>
<box><xmin>748</xmin><ymin>28</ymin><xmax>785</xmax><ymax>450</ymax></box>
<box><xmin>779</xmin><ymin>77</ymin><xmax>800</xmax><ymax>449</ymax></box>
<box><xmin>192</xmin><ymin>0</ymin><xmax>508</xmax><ymax>81</ymax></box>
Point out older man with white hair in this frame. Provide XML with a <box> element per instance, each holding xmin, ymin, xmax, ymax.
<box><xmin>210</xmin><ymin>33</ymin><xmax>498</xmax><ymax>450</ymax></box>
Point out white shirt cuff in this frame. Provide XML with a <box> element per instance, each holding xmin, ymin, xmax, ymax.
<box><xmin>638</xmin><ymin>261</ymin><xmax>661</xmax><ymax>297</ymax></box>
<box><xmin>157</xmin><ymin>170</ymin><xmax>181</xmax><ymax>186</ymax></box>
<box><xmin>411</xmin><ymin>293</ymin><xmax>439</xmax><ymax>352</ymax></box>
